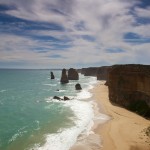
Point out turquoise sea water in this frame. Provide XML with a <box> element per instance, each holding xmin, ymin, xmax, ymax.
<box><xmin>0</xmin><ymin>69</ymin><xmax>99</xmax><ymax>150</ymax></box>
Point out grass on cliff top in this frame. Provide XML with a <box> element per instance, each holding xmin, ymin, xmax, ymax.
<box><xmin>141</xmin><ymin>126</ymin><xmax>150</xmax><ymax>145</ymax></box>
<box><xmin>145</xmin><ymin>126</ymin><xmax>150</xmax><ymax>137</ymax></box>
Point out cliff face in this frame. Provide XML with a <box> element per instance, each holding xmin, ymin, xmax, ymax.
<box><xmin>108</xmin><ymin>64</ymin><xmax>150</xmax><ymax>117</ymax></box>
<box><xmin>80</xmin><ymin>66</ymin><xmax>110</xmax><ymax>80</ymax></box>
<box><xmin>77</xmin><ymin>69</ymin><xmax>81</xmax><ymax>73</ymax></box>
<box><xmin>97</xmin><ymin>66</ymin><xmax>111</xmax><ymax>80</ymax></box>
<box><xmin>84</xmin><ymin>67</ymin><xmax>98</xmax><ymax>76</ymax></box>
<box><xmin>81</xmin><ymin>68</ymin><xmax>87</xmax><ymax>75</ymax></box>
<box><xmin>81</xmin><ymin>67</ymin><xmax>98</xmax><ymax>76</ymax></box>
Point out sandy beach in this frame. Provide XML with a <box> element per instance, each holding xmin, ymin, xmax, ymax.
<box><xmin>70</xmin><ymin>82</ymin><xmax>150</xmax><ymax>150</ymax></box>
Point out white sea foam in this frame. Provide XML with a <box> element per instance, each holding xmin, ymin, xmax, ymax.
<box><xmin>68</xmin><ymin>82</ymin><xmax>76</xmax><ymax>85</ymax></box>
<box><xmin>94</xmin><ymin>113</ymin><xmax>110</xmax><ymax>123</ymax></box>
<box><xmin>89</xmin><ymin>79</ymin><xmax>98</xmax><ymax>85</ymax></box>
<box><xmin>76</xmin><ymin>90</ymin><xmax>92</xmax><ymax>99</ymax></box>
<box><xmin>43</xmin><ymin>84</ymin><xmax>57</xmax><ymax>86</ymax></box>
<box><xmin>55</xmin><ymin>90</ymin><xmax>66</xmax><ymax>92</ymax></box>
<box><xmin>0</xmin><ymin>90</ymin><xmax>6</xmax><ymax>93</ymax></box>
<box><xmin>9</xmin><ymin>127</ymin><xmax>27</xmax><ymax>143</ymax></box>
<box><xmin>9</xmin><ymin>133</ymin><xmax>20</xmax><ymax>143</ymax></box>
<box><xmin>87</xmin><ymin>84</ymin><xmax>94</xmax><ymax>90</ymax></box>
<box><xmin>34</xmin><ymin>120</ymin><xmax>40</xmax><ymax>131</ymax></box>
<box><xmin>76</xmin><ymin>77</ymin><xmax>97</xmax><ymax>100</ymax></box>
<box><xmin>89</xmin><ymin>77</ymin><xmax>98</xmax><ymax>87</ymax></box>
<box><xmin>31</xmin><ymin>100</ymin><xmax>94</xmax><ymax>150</ymax></box>
<box><xmin>42</xmin><ymin>89</ymin><xmax>51</xmax><ymax>92</ymax></box>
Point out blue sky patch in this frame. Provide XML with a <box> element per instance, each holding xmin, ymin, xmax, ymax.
<box><xmin>136</xmin><ymin>17</ymin><xmax>150</xmax><ymax>25</ymax></box>
<box><xmin>49</xmin><ymin>54</ymin><xmax>64</xmax><ymax>58</ymax></box>
<box><xmin>124</xmin><ymin>32</ymin><xmax>141</xmax><ymax>39</ymax></box>
<box><xmin>124</xmin><ymin>32</ymin><xmax>150</xmax><ymax>44</ymax></box>
<box><xmin>0</xmin><ymin>4</ymin><xmax>16</xmax><ymax>11</ymax></box>
<box><xmin>81</xmin><ymin>35</ymin><xmax>95</xmax><ymax>42</ymax></box>
<box><xmin>136</xmin><ymin>0</ymin><xmax>150</xmax><ymax>8</ymax></box>
<box><xmin>106</xmin><ymin>48</ymin><xmax>125</xmax><ymax>53</ymax></box>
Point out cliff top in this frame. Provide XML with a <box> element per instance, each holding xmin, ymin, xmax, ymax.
<box><xmin>110</xmin><ymin>64</ymin><xmax>150</xmax><ymax>74</ymax></box>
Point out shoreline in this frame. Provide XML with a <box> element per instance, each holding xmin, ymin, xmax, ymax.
<box><xmin>70</xmin><ymin>81</ymin><xmax>110</xmax><ymax>150</ymax></box>
<box><xmin>70</xmin><ymin>81</ymin><xmax>150</xmax><ymax>150</ymax></box>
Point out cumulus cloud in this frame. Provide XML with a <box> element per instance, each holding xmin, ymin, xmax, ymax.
<box><xmin>0</xmin><ymin>0</ymin><xmax>150</xmax><ymax>68</ymax></box>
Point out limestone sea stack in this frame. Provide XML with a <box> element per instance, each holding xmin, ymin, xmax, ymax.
<box><xmin>75</xmin><ymin>83</ymin><xmax>82</xmax><ymax>90</ymax></box>
<box><xmin>60</xmin><ymin>69</ymin><xmax>69</xmax><ymax>84</ymax></box>
<box><xmin>51</xmin><ymin>71</ymin><xmax>55</xmax><ymax>79</ymax></box>
<box><xmin>68</xmin><ymin>68</ymin><xmax>79</xmax><ymax>80</ymax></box>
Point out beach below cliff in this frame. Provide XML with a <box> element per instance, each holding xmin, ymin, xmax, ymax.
<box><xmin>70</xmin><ymin>82</ymin><xmax>150</xmax><ymax>150</ymax></box>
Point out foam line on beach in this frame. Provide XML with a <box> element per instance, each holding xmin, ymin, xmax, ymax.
<box><xmin>31</xmin><ymin>99</ymin><xmax>95</xmax><ymax>150</ymax></box>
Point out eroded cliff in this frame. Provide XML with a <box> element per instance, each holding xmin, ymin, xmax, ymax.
<box><xmin>84</xmin><ymin>67</ymin><xmax>98</xmax><ymax>76</ymax></box>
<box><xmin>108</xmin><ymin>64</ymin><xmax>150</xmax><ymax>118</ymax></box>
<box><xmin>97</xmin><ymin>66</ymin><xmax>111</xmax><ymax>80</ymax></box>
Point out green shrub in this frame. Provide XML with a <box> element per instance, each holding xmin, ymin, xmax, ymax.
<box><xmin>145</xmin><ymin>126</ymin><xmax>150</xmax><ymax>137</ymax></box>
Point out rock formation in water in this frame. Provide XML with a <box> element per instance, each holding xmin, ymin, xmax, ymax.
<box><xmin>51</xmin><ymin>71</ymin><xmax>55</xmax><ymax>79</ymax></box>
<box><xmin>64</xmin><ymin>96</ymin><xmax>70</xmax><ymax>100</ymax></box>
<box><xmin>53</xmin><ymin>96</ymin><xmax>62</xmax><ymax>100</ymax></box>
<box><xmin>53</xmin><ymin>96</ymin><xmax>70</xmax><ymax>101</ymax></box>
<box><xmin>108</xmin><ymin>64</ymin><xmax>150</xmax><ymax>118</ymax></box>
<box><xmin>60</xmin><ymin>69</ymin><xmax>69</xmax><ymax>84</ymax></box>
<box><xmin>68</xmin><ymin>68</ymin><xmax>79</xmax><ymax>80</ymax></box>
<box><xmin>75</xmin><ymin>83</ymin><xmax>82</xmax><ymax>90</ymax></box>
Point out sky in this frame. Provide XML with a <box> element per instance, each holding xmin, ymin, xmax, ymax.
<box><xmin>0</xmin><ymin>0</ymin><xmax>150</xmax><ymax>69</ymax></box>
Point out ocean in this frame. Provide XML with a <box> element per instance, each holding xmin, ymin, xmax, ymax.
<box><xmin>0</xmin><ymin>69</ymin><xmax>108</xmax><ymax>150</ymax></box>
